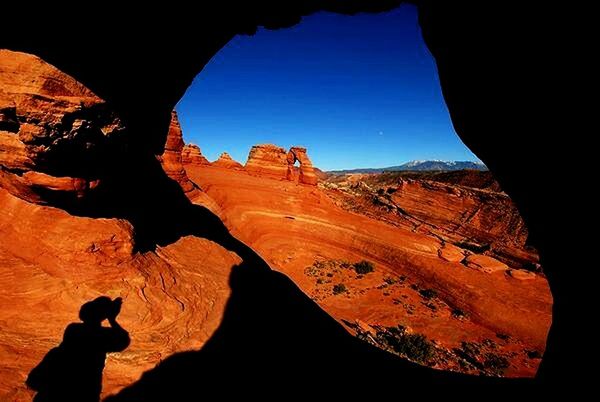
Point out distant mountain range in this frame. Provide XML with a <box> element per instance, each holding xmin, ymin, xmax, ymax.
<box><xmin>327</xmin><ymin>160</ymin><xmax>487</xmax><ymax>174</ymax></box>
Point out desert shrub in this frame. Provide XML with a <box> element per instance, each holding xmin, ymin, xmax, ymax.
<box><xmin>353</xmin><ymin>260</ymin><xmax>375</xmax><ymax>275</ymax></box>
<box><xmin>419</xmin><ymin>288</ymin><xmax>438</xmax><ymax>300</ymax></box>
<box><xmin>526</xmin><ymin>350</ymin><xmax>543</xmax><ymax>359</ymax></box>
<box><xmin>395</xmin><ymin>334</ymin><xmax>434</xmax><ymax>363</ymax></box>
<box><xmin>333</xmin><ymin>284</ymin><xmax>347</xmax><ymax>295</ymax></box>
<box><xmin>316</xmin><ymin>278</ymin><xmax>324</xmax><ymax>284</ymax></box>
<box><xmin>377</xmin><ymin>326</ymin><xmax>434</xmax><ymax>363</ymax></box>
<box><xmin>484</xmin><ymin>353</ymin><xmax>509</xmax><ymax>373</ymax></box>
<box><xmin>384</xmin><ymin>277</ymin><xmax>396</xmax><ymax>285</ymax></box>
<box><xmin>452</xmin><ymin>309</ymin><xmax>467</xmax><ymax>319</ymax></box>
<box><xmin>340</xmin><ymin>260</ymin><xmax>352</xmax><ymax>269</ymax></box>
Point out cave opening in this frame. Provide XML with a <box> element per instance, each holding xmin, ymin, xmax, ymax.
<box><xmin>173</xmin><ymin>4</ymin><xmax>552</xmax><ymax>378</ymax></box>
<box><xmin>1</xmin><ymin>2</ymin><xmax>568</xmax><ymax>396</ymax></box>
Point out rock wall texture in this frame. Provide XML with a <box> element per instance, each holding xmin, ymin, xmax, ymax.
<box><xmin>212</xmin><ymin>152</ymin><xmax>244</xmax><ymax>169</ymax></box>
<box><xmin>0</xmin><ymin>0</ymin><xmax>574</xmax><ymax>387</ymax></box>
<box><xmin>288</xmin><ymin>146</ymin><xmax>318</xmax><ymax>185</ymax></box>
<box><xmin>181</xmin><ymin>144</ymin><xmax>210</xmax><ymax>165</ymax></box>
<box><xmin>245</xmin><ymin>143</ymin><xmax>318</xmax><ymax>185</ymax></box>
<box><xmin>245</xmin><ymin>144</ymin><xmax>288</xmax><ymax>178</ymax></box>
<box><xmin>0</xmin><ymin>49</ymin><xmax>124</xmax><ymax>204</ymax></box>
<box><xmin>158</xmin><ymin>111</ymin><xmax>202</xmax><ymax>200</ymax></box>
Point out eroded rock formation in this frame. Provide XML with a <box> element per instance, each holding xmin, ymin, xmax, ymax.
<box><xmin>212</xmin><ymin>152</ymin><xmax>244</xmax><ymax>169</ymax></box>
<box><xmin>244</xmin><ymin>143</ymin><xmax>318</xmax><ymax>185</ymax></box>
<box><xmin>181</xmin><ymin>144</ymin><xmax>210</xmax><ymax>165</ymax></box>
<box><xmin>0</xmin><ymin>0</ymin><xmax>571</xmax><ymax>388</ymax></box>
<box><xmin>323</xmin><ymin>172</ymin><xmax>539</xmax><ymax>270</ymax></box>
<box><xmin>245</xmin><ymin>144</ymin><xmax>288</xmax><ymax>178</ymax></box>
<box><xmin>185</xmin><ymin>163</ymin><xmax>552</xmax><ymax>378</ymax></box>
<box><xmin>158</xmin><ymin>111</ymin><xmax>202</xmax><ymax>200</ymax></box>
<box><xmin>288</xmin><ymin>146</ymin><xmax>318</xmax><ymax>185</ymax></box>
<box><xmin>0</xmin><ymin>49</ymin><xmax>124</xmax><ymax>204</ymax></box>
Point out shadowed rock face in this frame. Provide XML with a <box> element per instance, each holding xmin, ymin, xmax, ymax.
<box><xmin>0</xmin><ymin>0</ymin><xmax>572</xmax><ymax>389</ymax></box>
<box><xmin>158</xmin><ymin>111</ymin><xmax>203</xmax><ymax>199</ymax></box>
<box><xmin>0</xmin><ymin>50</ymin><xmax>125</xmax><ymax>204</ymax></box>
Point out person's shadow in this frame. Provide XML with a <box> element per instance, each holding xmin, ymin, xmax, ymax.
<box><xmin>26</xmin><ymin>296</ymin><xmax>130</xmax><ymax>402</ymax></box>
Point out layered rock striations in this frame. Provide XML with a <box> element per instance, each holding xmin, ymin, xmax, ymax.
<box><xmin>158</xmin><ymin>113</ymin><xmax>221</xmax><ymax>216</ymax></box>
<box><xmin>212</xmin><ymin>152</ymin><xmax>244</xmax><ymax>169</ymax></box>
<box><xmin>158</xmin><ymin>111</ymin><xmax>202</xmax><ymax>200</ymax></box>
<box><xmin>0</xmin><ymin>50</ymin><xmax>241</xmax><ymax>400</ymax></box>
<box><xmin>244</xmin><ymin>143</ymin><xmax>318</xmax><ymax>186</ymax></box>
<box><xmin>288</xmin><ymin>146</ymin><xmax>318</xmax><ymax>185</ymax></box>
<box><xmin>245</xmin><ymin>144</ymin><xmax>288</xmax><ymax>178</ymax></box>
<box><xmin>0</xmin><ymin>49</ymin><xmax>124</xmax><ymax>204</ymax></box>
<box><xmin>185</xmin><ymin>163</ymin><xmax>552</xmax><ymax>378</ymax></box>
<box><xmin>322</xmin><ymin>172</ymin><xmax>538</xmax><ymax>270</ymax></box>
<box><xmin>182</xmin><ymin>144</ymin><xmax>210</xmax><ymax>165</ymax></box>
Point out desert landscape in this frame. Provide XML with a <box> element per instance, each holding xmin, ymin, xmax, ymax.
<box><xmin>0</xmin><ymin>49</ymin><xmax>552</xmax><ymax>399</ymax></box>
<box><xmin>184</xmin><ymin>142</ymin><xmax>551</xmax><ymax>378</ymax></box>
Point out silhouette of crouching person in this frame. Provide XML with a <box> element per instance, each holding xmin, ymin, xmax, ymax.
<box><xmin>27</xmin><ymin>296</ymin><xmax>130</xmax><ymax>402</ymax></box>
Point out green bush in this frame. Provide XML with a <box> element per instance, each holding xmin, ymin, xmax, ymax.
<box><xmin>333</xmin><ymin>283</ymin><xmax>347</xmax><ymax>295</ymax></box>
<box><xmin>353</xmin><ymin>260</ymin><xmax>375</xmax><ymax>275</ymax></box>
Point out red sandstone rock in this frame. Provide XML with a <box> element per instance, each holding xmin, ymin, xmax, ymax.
<box><xmin>158</xmin><ymin>111</ymin><xmax>202</xmax><ymax>198</ymax></box>
<box><xmin>0</xmin><ymin>186</ymin><xmax>240</xmax><ymax>400</ymax></box>
<box><xmin>243</xmin><ymin>143</ymin><xmax>319</xmax><ymax>186</ymax></box>
<box><xmin>245</xmin><ymin>144</ymin><xmax>288</xmax><ymax>179</ymax></box>
<box><xmin>438</xmin><ymin>242</ymin><xmax>465</xmax><ymax>262</ymax></box>
<box><xmin>158</xmin><ymin>112</ymin><xmax>222</xmax><ymax>216</ymax></box>
<box><xmin>323</xmin><ymin>172</ymin><xmax>538</xmax><ymax>269</ymax></box>
<box><xmin>0</xmin><ymin>49</ymin><xmax>124</xmax><ymax>204</ymax></box>
<box><xmin>182</xmin><ymin>144</ymin><xmax>210</xmax><ymax>165</ymax></box>
<box><xmin>186</xmin><ymin>164</ymin><xmax>552</xmax><ymax>378</ymax></box>
<box><xmin>288</xmin><ymin>146</ymin><xmax>318</xmax><ymax>186</ymax></box>
<box><xmin>464</xmin><ymin>254</ymin><xmax>509</xmax><ymax>273</ymax></box>
<box><xmin>506</xmin><ymin>269</ymin><xmax>537</xmax><ymax>281</ymax></box>
<box><xmin>212</xmin><ymin>152</ymin><xmax>244</xmax><ymax>169</ymax></box>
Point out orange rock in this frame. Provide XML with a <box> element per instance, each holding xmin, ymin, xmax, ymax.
<box><xmin>0</xmin><ymin>49</ymin><xmax>124</xmax><ymax>204</ymax></box>
<box><xmin>243</xmin><ymin>143</ymin><xmax>319</xmax><ymax>186</ymax></box>
<box><xmin>288</xmin><ymin>146</ymin><xmax>318</xmax><ymax>186</ymax></box>
<box><xmin>245</xmin><ymin>144</ymin><xmax>289</xmax><ymax>179</ymax></box>
<box><xmin>212</xmin><ymin>152</ymin><xmax>244</xmax><ymax>169</ymax></box>
<box><xmin>186</xmin><ymin>163</ymin><xmax>553</xmax><ymax>378</ymax></box>
<box><xmin>506</xmin><ymin>269</ymin><xmax>537</xmax><ymax>280</ymax></box>
<box><xmin>464</xmin><ymin>254</ymin><xmax>509</xmax><ymax>273</ymax></box>
<box><xmin>438</xmin><ymin>242</ymin><xmax>465</xmax><ymax>262</ymax></box>
<box><xmin>158</xmin><ymin>111</ymin><xmax>202</xmax><ymax>199</ymax></box>
<box><xmin>182</xmin><ymin>144</ymin><xmax>210</xmax><ymax>165</ymax></box>
<box><xmin>0</xmin><ymin>188</ymin><xmax>241</xmax><ymax>399</ymax></box>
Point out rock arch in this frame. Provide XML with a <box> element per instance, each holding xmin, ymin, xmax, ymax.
<box><xmin>286</xmin><ymin>147</ymin><xmax>318</xmax><ymax>185</ymax></box>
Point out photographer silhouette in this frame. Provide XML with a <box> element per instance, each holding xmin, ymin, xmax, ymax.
<box><xmin>27</xmin><ymin>296</ymin><xmax>130</xmax><ymax>402</ymax></box>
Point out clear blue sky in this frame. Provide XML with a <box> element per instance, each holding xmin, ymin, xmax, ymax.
<box><xmin>176</xmin><ymin>4</ymin><xmax>479</xmax><ymax>171</ymax></box>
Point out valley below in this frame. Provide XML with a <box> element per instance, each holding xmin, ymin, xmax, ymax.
<box><xmin>185</xmin><ymin>161</ymin><xmax>551</xmax><ymax>378</ymax></box>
